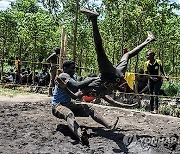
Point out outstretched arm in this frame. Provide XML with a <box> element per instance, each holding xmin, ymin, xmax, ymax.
<box><xmin>102</xmin><ymin>95</ymin><xmax>139</xmax><ymax>108</ymax></box>
<box><xmin>67</xmin><ymin>77</ymin><xmax>100</xmax><ymax>89</ymax></box>
<box><xmin>55</xmin><ymin>77</ymin><xmax>94</xmax><ymax>99</ymax></box>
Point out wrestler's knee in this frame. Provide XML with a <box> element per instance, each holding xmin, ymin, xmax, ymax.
<box><xmin>52</xmin><ymin>105</ymin><xmax>74</xmax><ymax>120</ymax></box>
<box><xmin>52</xmin><ymin>107</ymin><xmax>64</xmax><ymax>119</ymax></box>
<box><xmin>66</xmin><ymin>112</ymin><xmax>74</xmax><ymax>120</ymax></box>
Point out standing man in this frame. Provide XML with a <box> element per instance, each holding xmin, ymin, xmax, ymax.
<box><xmin>46</xmin><ymin>47</ymin><xmax>60</xmax><ymax>96</ymax></box>
<box><xmin>144</xmin><ymin>51</ymin><xmax>169</xmax><ymax>113</ymax></box>
<box><xmin>15</xmin><ymin>56</ymin><xmax>21</xmax><ymax>83</ymax></box>
<box><xmin>15</xmin><ymin>56</ymin><xmax>21</xmax><ymax>73</ymax></box>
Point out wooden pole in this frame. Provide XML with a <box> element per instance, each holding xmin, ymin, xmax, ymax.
<box><xmin>72</xmin><ymin>0</ymin><xmax>79</xmax><ymax>62</ymax></box>
<box><xmin>60</xmin><ymin>27</ymin><xmax>65</xmax><ymax>69</ymax></box>
<box><xmin>63</xmin><ymin>33</ymin><xmax>68</xmax><ymax>61</ymax></box>
<box><xmin>1</xmin><ymin>36</ymin><xmax>5</xmax><ymax>79</ymax></box>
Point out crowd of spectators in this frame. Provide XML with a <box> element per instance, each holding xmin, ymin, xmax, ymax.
<box><xmin>1</xmin><ymin>65</ymin><xmax>50</xmax><ymax>88</ymax></box>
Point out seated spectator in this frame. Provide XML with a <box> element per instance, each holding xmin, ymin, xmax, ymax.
<box><xmin>39</xmin><ymin>66</ymin><xmax>50</xmax><ymax>86</ymax></box>
<box><xmin>26</xmin><ymin>67</ymin><xmax>32</xmax><ymax>85</ymax></box>
<box><xmin>33</xmin><ymin>72</ymin><xmax>39</xmax><ymax>84</ymax></box>
<box><xmin>20</xmin><ymin>68</ymin><xmax>27</xmax><ymax>85</ymax></box>
<box><xmin>3</xmin><ymin>72</ymin><xmax>14</xmax><ymax>83</ymax></box>
<box><xmin>35</xmin><ymin>67</ymin><xmax>50</xmax><ymax>93</ymax></box>
<box><xmin>15</xmin><ymin>69</ymin><xmax>21</xmax><ymax>84</ymax></box>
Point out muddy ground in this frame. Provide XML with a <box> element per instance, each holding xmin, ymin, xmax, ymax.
<box><xmin>0</xmin><ymin>94</ymin><xmax>180</xmax><ymax>154</ymax></box>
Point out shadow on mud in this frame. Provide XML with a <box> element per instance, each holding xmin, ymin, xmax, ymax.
<box><xmin>56</xmin><ymin>124</ymin><xmax>129</xmax><ymax>153</ymax></box>
<box><xmin>56</xmin><ymin>124</ymin><xmax>179</xmax><ymax>154</ymax></box>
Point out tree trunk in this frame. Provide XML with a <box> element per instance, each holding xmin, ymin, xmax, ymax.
<box><xmin>60</xmin><ymin>27</ymin><xmax>65</xmax><ymax>69</ymax></box>
<box><xmin>33</xmin><ymin>34</ymin><xmax>37</xmax><ymax>85</ymax></box>
<box><xmin>78</xmin><ymin>49</ymin><xmax>83</xmax><ymax>77</ymax></box>
<box><xmin>121</xmin><ymin>3</ymin><xmax>125</xmax><ymax>58</ymax></box>
<box><xmin>1</xmin><ymin>36</ymin><xmax>6</xmax><ymax>79</ymax></box>
<box><xmin>172</xmin><ymin>44</ymin><xmax>174</xmax><ymax>76</ymax></box>
<box><xmin>72</xmin><ymin>0</ymin><xmax>79</xmax><ymax>63</ymax></box>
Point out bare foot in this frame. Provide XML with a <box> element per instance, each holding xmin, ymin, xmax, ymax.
<box><xmin>147</xmin><ymin>31</ymin><xmax>155</xmax><ymax>42</ymax></box>
<box><xmin>80</xmin><ymin>128</ymin><xmax>89</xmax><ymax>146</ymax></box>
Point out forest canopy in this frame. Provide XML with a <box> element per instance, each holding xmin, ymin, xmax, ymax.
<box><xmin>0</xmin><ymin>0</ymin><xmax>179</xmax><ymax>77</ymax></box>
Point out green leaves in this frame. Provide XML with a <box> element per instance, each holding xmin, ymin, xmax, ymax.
<box><xmin>0</xmin><ymin>0</ymin><xmax>179</xmax><ymax>79</ymax></box>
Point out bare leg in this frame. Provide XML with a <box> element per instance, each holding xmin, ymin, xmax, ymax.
<box><xmin>116</xmin><ymin>31</ymin><xmax>155</xmax><ymax>77</ymax></box>
<box><xmin>66</xmin><ymin>113</ymin><xmax>89</xmax><ymax>145</ymax></box>
<box><xmin>52</xmin><ymin>105</ymin><xmax>89</xmax><ymax>145</ymax></box>
<box><xmin>126</xmin><ymin>31</ymin><xmax>155</xmax><ymax>58</ymax></box>
<box><xmin>48</xmin><ymin>67</ymin><xmax>57</xmax><ymax>96</ymax></box>
<box><xmin>89</xmin><ymin>106</ymin><xmax>119</xmax><ymax>130</ymax></box>
<box><xmin>80</xmin><ymin>9</ymin><xmax>116</xmax><ymax>77</ymax></box>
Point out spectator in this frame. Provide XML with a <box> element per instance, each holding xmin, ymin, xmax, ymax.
<box><xmin>15</xmin><ymin>56</ymin><xmax>21</xmax><ymax>73</ymax></box>
<box><xmin>3</xmin><ymin>72</ymin><xmax>14</xmax><ymax>83</ymax></box>
<box><xmin>14</xmin><ymin>69</ymin><xmax>21</xmax><ymax>84</ymax></box>
<box><xmin>46</xmin><ymin>47</ymin><xmax>60</xmax><ymax>96</ymax></box>
<box><xmin>33</xmin><ymin>72</ymin><xmax>39</xmax><ymax>85</ymax></box>
<box><xmin>20</xmin><ymin>68</ymin><xmax>27</xmax><ymax>85</ymax></box>
<box><xmin>144</xmin><ymin>51</ymin><xmax>169</xmax><ymax>114</ymax></box>
<box><xmin>26</xmin><ymin>67</ymin><xmax>32</xmax><ymax>85</ymax></box>
<box><xmin>35</xmin><ymin>66</ymin><xmax>50</xmax><ymax>93</ymax></box>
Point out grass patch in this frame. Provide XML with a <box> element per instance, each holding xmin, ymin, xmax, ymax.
<box><xmin>0</xmin><ymin>87</ymin><xmax>31</xmax><ymax>97</ymax></box>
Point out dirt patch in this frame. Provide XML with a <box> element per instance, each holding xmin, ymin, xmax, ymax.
<box><xmin>0</xmin><ymin>94</ymin><xmax>180</xmax><ymax>153</ymax></box>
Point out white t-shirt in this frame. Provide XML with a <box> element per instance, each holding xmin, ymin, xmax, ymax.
<box><xmin>7</xmin><ymin>75</ymin><xmax>14</xmax><ymax>82</ymax></box>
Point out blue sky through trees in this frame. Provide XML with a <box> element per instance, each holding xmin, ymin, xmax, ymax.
<box><xmin>0</xmin><ymin>0</ymin><xmax>179</xmax><ymax>14</ymax></box>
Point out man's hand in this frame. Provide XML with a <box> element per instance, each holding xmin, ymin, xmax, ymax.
<box><xmin>55</xmin><ymin>77</ymin><xmax>67</xmax><ymax>89</ymax></box>
<box><xmin>88</xmin><ymin>78</ymin><xmax>101</xmax><ymax>87</ymax></box>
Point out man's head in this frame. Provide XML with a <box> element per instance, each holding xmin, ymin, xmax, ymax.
<box><xmin>54</xmin><ymin>47</ymin><xmax>61</xmax><ymax>55</ymax></box>
<box><xmin>63</xmin><ymin>60</ymin><xmax>75</xmax><ymax>77</ymax></box>
<box><xmin>146</xmin><ymin>50</ymin><xmax>155</xmax><ymax>60</ymax></box>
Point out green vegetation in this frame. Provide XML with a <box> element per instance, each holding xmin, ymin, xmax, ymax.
<box><xmin>162</xmin><ymin>80</ymin><xmax>180</xmax><ymax>96</ymax></box>
<box><xmin>0</xmin><ymin>0</ymin><xmax>179</xmax><ymax>77</ymax></box>
<box><xmin>0</xmin><ymin>87</ymin><xmax>30</xmax><ymax>97</ymax></box>
<box><xmin>0</xmin><ymin>0</ymin><xmax>179</xmax><ymax>97</ymax></box>
<box><xmin>159</xmin><ymin>104</ymin><xmax>180</xmax><ymax>118</ymax></box>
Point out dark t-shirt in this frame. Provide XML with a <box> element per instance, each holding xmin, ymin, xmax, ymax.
<box><xmin>144</xmin><ymin>59</ymin><xmax>163</xmax><ymax>80</ymax></box>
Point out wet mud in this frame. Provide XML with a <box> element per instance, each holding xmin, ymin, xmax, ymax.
<box><xmin>0</xmin><ymin>94</ymin><xmax>180</xmax><ymax>154</ymax></box>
